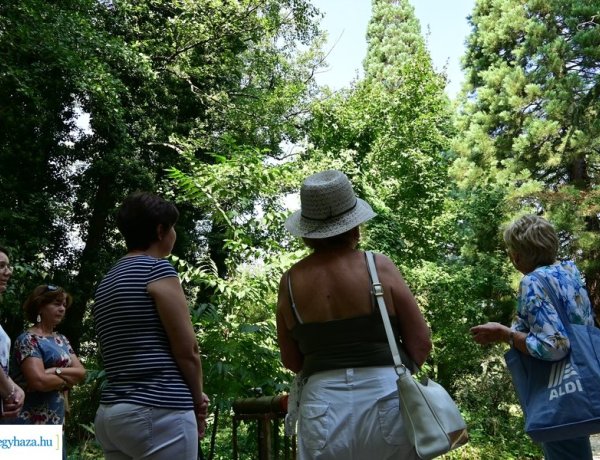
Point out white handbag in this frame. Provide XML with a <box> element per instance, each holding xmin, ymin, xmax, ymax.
<box><xmin>365</xmin><ymin>251</ymin><xmax>468</xmax><ymax>460</ymax></box>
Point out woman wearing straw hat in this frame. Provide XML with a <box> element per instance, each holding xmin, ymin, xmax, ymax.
<box><xmin>277</xmin><ymin>170</ymin><xmax>432</xmax><ymax>459</ymax></box>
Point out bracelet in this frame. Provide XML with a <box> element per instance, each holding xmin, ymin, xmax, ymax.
<box><xmin>3</xmin><ymin>384</ymin><xmax>16</xmax><ymax>400</ymax></box>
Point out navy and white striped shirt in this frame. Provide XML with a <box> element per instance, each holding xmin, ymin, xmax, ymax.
<box><xmin>93</xmin><ymin>255</ymin><xmax>193</xmax><ymax>409</ymax></box>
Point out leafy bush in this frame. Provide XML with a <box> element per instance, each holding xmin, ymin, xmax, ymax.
<box><xmin>453</xmin><ymin>350</ymin><xmax>542</xmax><ymax>459</ymax></box>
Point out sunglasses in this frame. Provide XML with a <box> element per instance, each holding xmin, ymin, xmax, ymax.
<box><xmin>44</xmin><ymin>284</ymin><xmax>59</xmax><ymax>292</ymax></box>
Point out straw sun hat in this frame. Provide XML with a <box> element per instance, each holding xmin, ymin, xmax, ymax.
<box><xmin>284</xmin><ymin>170</ymin><xmax>376</xmax><ymax>239</ymax></box>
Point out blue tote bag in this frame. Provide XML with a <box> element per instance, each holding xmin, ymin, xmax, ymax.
<box><xmin>504</xmin><ymin>273</ymin><xmax>600</xmax><ymax>442</ymax></box>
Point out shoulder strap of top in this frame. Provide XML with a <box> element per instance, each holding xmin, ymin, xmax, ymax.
<box><xmin>363</xmin><ymin>251</ymin><xmax>378</xmax><ymax>313</ymax></box>
<box><xmin>287</xmin><ymin>272</ymin><xmax>303</xmax><ymax>325</ymax></box>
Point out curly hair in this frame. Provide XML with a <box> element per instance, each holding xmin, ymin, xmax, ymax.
<box><xmin>503</xmin><ymin>214</ymin><xmax>558</xmax><ymax>268</ymax></box>
<box><xmin>22</xmin><ymin>285</ymin><xmax>73</xmax><ymax>324</ymax></box>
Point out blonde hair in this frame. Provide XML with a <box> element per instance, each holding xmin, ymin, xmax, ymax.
<box><xmin>503</xmin><ymin>215</ymin><xmax>558</xmax><ymax>268</ymax></box>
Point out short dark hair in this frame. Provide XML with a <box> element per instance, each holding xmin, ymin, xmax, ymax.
<box><xmin>116</xmin><ymin>192</ymin><xmax>179</xmax><ymax>250</ymax></box>
<box><xmin>303</xmin><ymin>227</ymin><xmax>360</xmax><ymax>251</ymax></box>
<box><xmin>23</xmin><ymin>285</ymin><xmax>73</xmax><ymax>323</ymax></box>
<box><xmin>0</xmin><ymin>245</ymin><xmax>9</xmax><ymax>258</ymax></box>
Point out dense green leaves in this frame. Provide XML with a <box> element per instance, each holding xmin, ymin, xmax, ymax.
<box><xmin>2</xmin><ymin>0</ymin><xmax>599</xmax><ymax>457</ymax></box>
<box><xmin>1</xmin><ymin>2</ymin><xmax>322</xmax><ymax>455</ymax></box>
<box><xmin>364</xmin><ymin>0</ymin><xmax>426</xmax><ymax>84</ymax></box>
<box><xmin>447</xmin><ymin>1</ymin><xmax>600</xmax><ymax>455</ymax></box>
<box><xmin>452</xmin><ymin>0</ymin><xmax>600</xmax><ymax>316</ymax></box>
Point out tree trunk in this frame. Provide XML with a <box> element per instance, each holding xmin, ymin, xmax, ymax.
<box><xmin>62</xmin><ymin>175</ymin><xmax>114</xmax><ymax>352</ymax></box>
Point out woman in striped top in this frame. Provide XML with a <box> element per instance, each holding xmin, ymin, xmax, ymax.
<box><xmin>93</xmin><ymin>192</ymin><xmax>208</xmax><ymax>460</ymax></box>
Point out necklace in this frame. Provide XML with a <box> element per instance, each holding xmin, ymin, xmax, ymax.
<box><xmin>30</xmin><ymin>327</ymin><xmax>54</xmax><ymax>337</ymax></box>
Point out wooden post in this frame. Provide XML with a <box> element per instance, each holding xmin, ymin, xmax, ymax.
<box><xmin>232</xmin><ymin>394</ymin><xmax>293</xmax><ymax>459</ymax></box>
<box><xmin>258</xmin><ymin>415</ymin><xmax>272</xmax><ymax>459</ymax></box>
<box><xmin>232</xmin><ymin>417</ymin><xmax>239</xmax><ymax>460</ymax></box>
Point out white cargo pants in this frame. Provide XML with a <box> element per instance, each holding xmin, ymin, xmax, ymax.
<box><xmin>297</xmin><ymin>366</ymin><xmax>419</xmax><ymax>460</ymax></box>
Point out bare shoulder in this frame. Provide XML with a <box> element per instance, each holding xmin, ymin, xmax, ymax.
<box><xmin>370</xmin><ymin>252</ymin><xmax>401</xmax><ymax>277</ymax></box>
<box><xmin>368</xmin><ymin>252</ymin><xmax>413</xmax><ymax>300</ymax></box>
<box><xmin>277</xmin><ymin>269</ymin><xmax>290</xmax><ymax>302</ymax></box>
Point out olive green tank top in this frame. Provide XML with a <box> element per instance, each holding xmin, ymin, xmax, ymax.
<box><xmin>287</xmin><ymin>272</ymin><xmax>414</xmax><ymax>377</ymax></box>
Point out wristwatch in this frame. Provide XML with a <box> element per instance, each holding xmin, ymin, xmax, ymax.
<box><xmin>508</xmin><ymin>331</ymin><xmax>515</xmax><ymax>348</ymax></box>
<box><xmin>55</xmin><ymin>368</ymin><xmax>63</xmax><ymax>376</ymax></box>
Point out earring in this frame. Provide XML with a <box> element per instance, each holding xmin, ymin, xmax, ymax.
<box><xmin>36</xmin><ymin>314</ymin><xmax>41</xmax><ymax>323</ymax></box>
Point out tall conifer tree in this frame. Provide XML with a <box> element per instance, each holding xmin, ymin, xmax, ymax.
<box><xmin>308</xmin><ymin>0</ymin><xmax>475</xmax><ymax>390</ymax></box>
<box><xmin>309</xmin><ymin>0</ymin><xmax>452</xmax><ymax>262</ymax></box>
<box><xmin>363</xmin><ymin>0</ymin><xmax>425</xmax><ymax>83</ymax></box>
<box><xmin>454</xmin><ymin>0</ymin><xmax>600</xmax><ymax>305</ymax></box>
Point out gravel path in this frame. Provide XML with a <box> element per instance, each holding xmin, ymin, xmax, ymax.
<box><xmin>592</xmin><ymin>434</ymin><xmax>600</xmax><ymax>459</ymax></box>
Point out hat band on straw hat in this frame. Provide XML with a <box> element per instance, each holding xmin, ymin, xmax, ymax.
<box><xmin>301</xmin><ymin>199</ymin><xmax>358</xmax><ymax>222</ymax></box>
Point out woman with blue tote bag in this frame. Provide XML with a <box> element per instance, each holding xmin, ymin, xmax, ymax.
<box><xmin>470</xmin><ymin>214</ymin><xmax>596</xmax><ymax>460</ymax></box>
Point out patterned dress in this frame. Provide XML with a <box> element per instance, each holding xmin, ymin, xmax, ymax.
<box><xmin>512</xmin><ymin>260</ymin><xmax>594</xmax><ymax>361</ymax></box>
<box><xmin>10</xmin><ymin>331</ymin><xmax>73</xmax><ymax>424</ymax></box>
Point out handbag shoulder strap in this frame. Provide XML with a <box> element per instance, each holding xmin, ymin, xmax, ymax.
<box><xmin>364</xmin><ymin>251</ymin><xmax>407</xmax><ymax>373</ymax></box>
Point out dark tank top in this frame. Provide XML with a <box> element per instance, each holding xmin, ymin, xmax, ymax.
<box><xmin>287</xmin><ymin>272</ymin><xmax>414</xmax><ymax>377</ymax></box>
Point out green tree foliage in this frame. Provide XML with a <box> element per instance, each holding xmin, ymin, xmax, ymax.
<box><xmin>310</xmin><ymin>0</ymin><xmax>453</xmax><ymax>264</ymax></box>
<box><xmin>447</xmin><ymin>1</ymin><xmax>600</xmax><ymax>456</ymax></box>
<box><xmin>363</xmin><ymin>0</ymin><xmax>426</xmax><ymax>83</ymax></box>
<box><xmin>167</xmin><ymin>148</ymin><xmax>318</xmax><ymax>457</ymax></box>
<box><xmin>455</xmin><ymin>0</ymin><xmax>600</xmax><ymax>303</ymax></box>
<box><xmin>0</xmin><ymin>0</ymin><xmax>115</xmax><ymax>341</ymax></box>
<box><xmin>0</xmin><ymin>0</ymin><xmax>323</xmax><ymax>348</ymax></box>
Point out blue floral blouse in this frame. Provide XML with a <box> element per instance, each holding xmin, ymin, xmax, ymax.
<box><xmin>512</xmin><ymin>260</ymin><xmax>594</xmax><ymax>361</ymax></box>
<box><xmin>10</xmin><ymin>331</ymin><xmax>74</xmax><ymax>425</ymax></box>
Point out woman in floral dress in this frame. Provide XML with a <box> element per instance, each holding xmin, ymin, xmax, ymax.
<box><xmin>10</xmin><ymin>284</ymin><xmax>86</xmax><ymax>425</ymax></box>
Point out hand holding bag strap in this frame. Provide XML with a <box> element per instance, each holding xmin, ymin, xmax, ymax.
<box><xmin>364</xmin><ymin>251</ymin><xmax>405</xmax><ymax>372</ymax></box>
